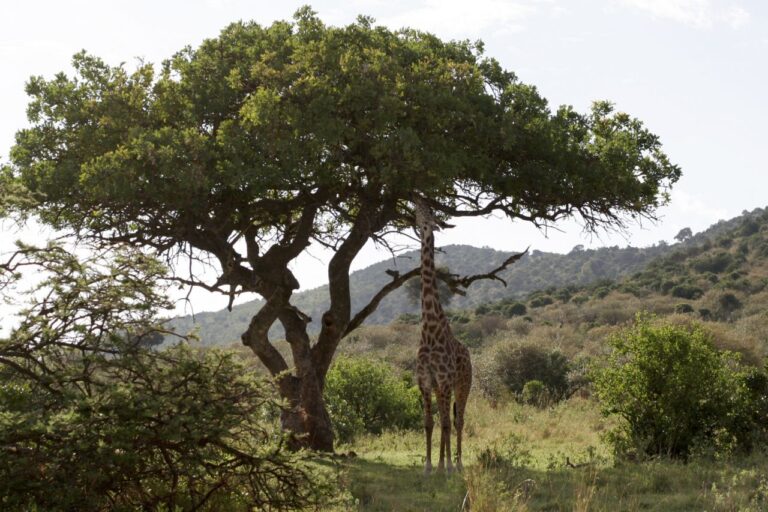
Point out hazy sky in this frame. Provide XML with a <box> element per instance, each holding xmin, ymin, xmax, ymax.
<box><xmin>2</xmin><ymin>0</ymin><xmax>766</xmax><ymax>314</ymax></box>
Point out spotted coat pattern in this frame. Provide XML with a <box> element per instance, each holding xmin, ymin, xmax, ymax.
<box><xmin>413</xmin><ymin>199</ymin><xmax>472</xmax><ymax>474</ymax></box>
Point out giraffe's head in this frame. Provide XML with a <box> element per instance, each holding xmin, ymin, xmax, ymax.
<box><xmin>413</xmin><ymin>196</ymin><xmax>440</xmax><ymax>235</ymax></box>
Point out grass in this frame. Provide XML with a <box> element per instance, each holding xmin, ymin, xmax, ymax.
<box><xmin>327</xmin><ymin>396</ymin><xmax>768</xmax><ymax>511</ymax></box>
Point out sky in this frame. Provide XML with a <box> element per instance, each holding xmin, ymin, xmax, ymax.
<box><xmin>1</xmin><ymin>0</ymin><xmax>766</xmax><ymax>316</ymax></box>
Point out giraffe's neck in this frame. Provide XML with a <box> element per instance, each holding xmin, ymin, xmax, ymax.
<box><xmin>420</xmin><ymin>225</ymin><xmax>448</xmax><ymax>334</ymax></box>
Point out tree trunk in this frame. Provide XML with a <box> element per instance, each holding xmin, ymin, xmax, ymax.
<box><xmin>241</xmin><ymin>294</ymin><xmax>336</xmax><ymax>452</ymax></box>
<box><xmin>276</xmin><ymin>373</ymin><xmax>335</xmax><ymax>452</ymax></box>
<box><xmin>281</xmin><ymin>311</ymin><xmax>336</xmax><ymax>452</ymax></box>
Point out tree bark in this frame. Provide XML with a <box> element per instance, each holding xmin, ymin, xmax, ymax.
<box><xmin>242</xmin><ymin>314</ymin><xmax>336</xmax><ymax>451</ymax></box>
<box><xmin>274</xmin><ymin>372</ymin><xmax>334</xmax><ymax>452</ymax></box>
<box><xmin>279</xmin><ymin>308</ymin><xmax>336</xmax><ymax>452</ymax></box>
<box><xmin>240</xmin><ymin>272</ymin><xmax>337</xmax><ymax>452</ymax></box>
<box><xmin>237</xmin><ymin>200</ymin><xmax>399</xmax><ymax>452</ymax></box>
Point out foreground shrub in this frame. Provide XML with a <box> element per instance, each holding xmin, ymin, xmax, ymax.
<box><xmin>1</xmin><ymin>347</ymin><xmax>329</xmax><ymax>511</ymax></box>
<box><xmin>592</xmin><ymin>315</ymin><xmax>762</xmax><ymax>459</ymax></box>
<box><xmin>0</xmin><ymin>244</ymin><xmax>331</xmax><ymax>511</ymax></box>
<box><xmin>324</xmin><ymin>356</ymin><xmax>422</xmax><ymax>442</ymax></box>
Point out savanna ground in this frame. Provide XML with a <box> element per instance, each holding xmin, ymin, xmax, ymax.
<box><xmin>326</xmin><ymin>396</ymin><xmax>768</xmax><ymax>511</ymax></box>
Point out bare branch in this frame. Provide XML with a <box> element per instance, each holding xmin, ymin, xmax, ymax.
<box><xmin>343</xmin><ymin>266</ymin><xmax>421</xmax><ymax>336</ymax></box>
<box><xmin>445</xmin><ymin>247</ymin><xmax>529</xmax><ymax>294</ymax></box>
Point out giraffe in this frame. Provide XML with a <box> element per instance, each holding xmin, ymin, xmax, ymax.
<box><xmin>413</xmin><ymin>197</ymin><xmax>472</xmax><ymax>474</ymax></box>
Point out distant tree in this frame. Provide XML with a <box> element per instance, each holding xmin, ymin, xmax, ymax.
<box><xmin>3</xmin><ymin>9</ymin><xmax>680</xmax><ymax>450</ymax></box>
<box><xmin>503</xmin><ymin>302</ymin><xmax>527</xmax><ymax>317</ymax></box>
<box><xmin>738</xmin><ymin>218</ymin><xmax>760</xmax><ymax>237</ymax></box>
<box><xmin>570</xmin><ymin>244</ymin><xmax>585</xmax><ymax>253</ymax></box>
<box><xmin>404</xmin><ymin>265</ymin><xmax>456</xmax><ymax>306</ymax></box>
<box><xmin>674</xmin><ymin>227</ymin><xmax>693</xmax><ymax>243</ymax></box>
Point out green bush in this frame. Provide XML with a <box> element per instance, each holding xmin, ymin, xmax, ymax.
<box><xmin>529</xmin><ymin>295</ymin><xmax>554</xmax><ymax>308</ymax></box>
<box><xmin>675</xmin><ymin>303</ymin><xmax>695</xmax><ymax>314</ymax></box>
<box><xmin>692</xmin><ymin>250</ymin><xmax>734</xmax><ymax>274</ymax></box>
<box><xmin>502</xmin><ymin>302</ymin><xmax>527</xmax><ymax>317</ymax></box>
<box><xmin>324</xmin><ymin>356</ymin><xmax>422</xmax><ymax>443</ymax></box>
<box><xmin>474</xmin><ymin>303</ymin><xmax>491</xmax><ymax>315</ymax></box>
<box><xmin>716</xmin><ymin>292</ymin><xmax>743</xmax><ymax>320</ymax></box>
<box><xmin>738</xmin><ymin>218</ymin><xmax>760</xmax><ymax>237</ymax></box>
<box><xmin>3</xmin><ymin>346</ymin><xmax>331</xmax><ymax>512</ymax></box>
<box><xmin>0</xmin><ymin>244</ymin><xmax>330</xmax><ymax>511</ymax></box>
<box><xmin>594</xmin><ymin>286</ymin><xmax>612</xmax><ymax>299</ymax></box>
<box><xmin>476</xmin><ymin>342</ymin><xmax>570</xmax><ymax>402</ymax></box>
<box><xmin>571</xmin><ymin>294</ymin><xmax>589</xmax><ymax>305</ymax></box>
<box><xmin>395</xmin><ymin>312</ymin><xmax>420</xmax><ymax>324</ymax></box>
<box><xmin>522</xmin><ymin>380</ymin><xmax>547</xmax><ymax>407</ymax></box>
<box><xmin>592</xmin><ymin>315</ymin><xmax>760</xmax><ymax>459</ymax></box>
<box><xmin>671</xmin><ymin>283</ymin><xmax>704</xmax><ymax>300</ymax></box>
<box><xmin>660</xmin><ymin>279</ymin><xmax>677</xmax><ymax>294</ymax></box>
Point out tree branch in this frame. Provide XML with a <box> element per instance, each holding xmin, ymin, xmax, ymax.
<box><xmin>312</xmin><ymin>200</ymin><xmax>395</xmax><ymax>375</ymax></box>
<box><xmin>343</xmin><ymin>267</ymin><xmax>421</xmax><ymax>337</ymax></box>
<box><xmin>240</xmin><ymin>290</ymin><xmax>289</xmax><ymax>377</ymax></box>
<box><xmin>445</xmin><ymin>247</ymin><xmax>529</xmax><ymax>294</ymax></box>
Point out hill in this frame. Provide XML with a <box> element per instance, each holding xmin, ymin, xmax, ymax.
<box><xmin>332</xmin><ymin>206</ymin><xmax>768</xmax><ymax>394</ymax></box>
<box><xmin>169</xmin><ymin>209</ymin><xmax>759</xmax><ymax>347</ymax></box>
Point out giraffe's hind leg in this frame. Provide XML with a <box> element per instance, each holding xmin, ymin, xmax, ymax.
<box><xmin>436</xmin><ymin>384</ymin><xmax>454</xmax><ymax>473</ymax></box>
<box><xmin>454</xmin><ymin>352</ymin><xmax>472</xmax><ymax>472</ymax></box>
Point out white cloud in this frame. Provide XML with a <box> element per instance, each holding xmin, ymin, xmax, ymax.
<box><xmin>670</xmin><ymin>190</ymin><xmax>730</xmax><ymax>223</ymax></box>
<box><xmin>723</xmin><ymin>5</ymin><xmax>750</xmax><ymax>29</ymax></box>
<box><xmin>620</xmin><ymin>0</ymin><xmax>750</xmax><ymax>29</ymax></box>
<box><xmin>378</xmin><ymin>0</ymin><xmax>538</xmax><ymax>39</ymax></box>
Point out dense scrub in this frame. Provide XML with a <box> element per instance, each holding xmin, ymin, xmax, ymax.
<box><xmin>475</xmin><ymin>342</ymin><xmax>571</xmax><ymax>404</ymax></box>
<box><xmin>592</xmin><ymin>315</ymin><xmax>768</xmax><ymax>459</ymax></box>
<box><xmin>324</xmin><ymin>356</ymin><xmax>422</xmax><ymax>442</ymax></box>
<box><xmin>0</xmin><ymin>345</ymin><xmax>331</xmax><ymax>511</ymax></box>
<box><xmin>0</xmin><ymin>244</ymin><xmax>333</xmax><ymax>511</ymax></box>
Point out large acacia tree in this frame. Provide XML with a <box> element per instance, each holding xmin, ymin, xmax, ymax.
<box><xmin>5</xmin><ymin>8</ymin><xmax>680</xmax><ymax>450</ymax></box>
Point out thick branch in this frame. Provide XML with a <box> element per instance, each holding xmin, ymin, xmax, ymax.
<box><xmin>445</xmin><ymin>248</ymin><xmax>529</xmax><ymax>295</ymax></box>
<box><xmin>311</xmin><ymin>200</ymin><xmax>395</xmax><ymax>375</ymax></box>
<box><xmin>241</xmin><ymin>290</ymin><xmax>289</xmax><ymax>377</ymax></box>
<box><xmin>343</xmin><ymin>267</ymin><xmax>421</xmax><ymax>337</ymax></box>
<box><xmin>262</xmin><ymin>203</ymin><xmax>320</xmax><ymax>269</ymax></box>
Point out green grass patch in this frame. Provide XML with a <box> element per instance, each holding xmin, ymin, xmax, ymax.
<box><xmin>330</xmin><ymin>397</ymin><xmax>768</xmax><ymax>511</ymax></box>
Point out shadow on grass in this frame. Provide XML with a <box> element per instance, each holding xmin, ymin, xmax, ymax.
<box><xmin>336</xmin><ymin>456</ymin><xmax>758</xmax><ymax>512</ymax></box>
<box><xmin>342</xmin><ymin>457</ymin><xmax>468</xmax><ymax>512</ymax></box>
<box><xmin>461</xmin><ymin>460</ymin><xmax>743</xmax><ymax>512</ymax></box>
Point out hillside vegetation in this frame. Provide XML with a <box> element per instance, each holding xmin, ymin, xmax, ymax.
<box><xmin>158</xmin><ymin>206</ymin><xmax>768</xmax><ymax>510</ymax></box>
<box><xmin>314</xmin><ymin>207</ymin><xmax>768</xmax><ymax>510</ymax></box>
<box><xmin>7</xmin><ymin>204</ymin><xmax>768</xmax><ymax>511</ymax></box>
<box><xmin>171</xmin><ymin>207</ymin><xmax>760</xmax><ymax>347</ymax></box>
<box><xmin>330</xmin><ymin>207</ymin><xmax>768</xmax><ymax>373</ymax></box>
